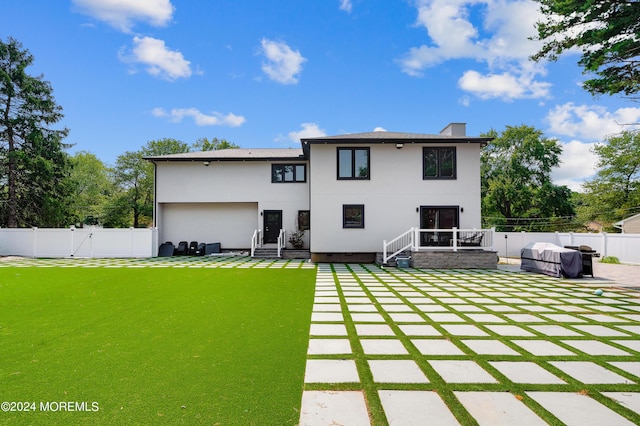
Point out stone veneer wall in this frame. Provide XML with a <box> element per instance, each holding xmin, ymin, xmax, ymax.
<box><xmin>282</xmin><ymin>249</ymin><xmax>311</xmax><ymax>259</ymax></box>
<box><xmin>410</xmin><ymin>250</ymin><xmax>498</xmax><ymax>269</ymax></box>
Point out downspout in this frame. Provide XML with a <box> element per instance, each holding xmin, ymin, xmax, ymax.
<box><xmin>307</xmin><ymin>149</ymin><xmax>312</xmax><ymax>256</ymax></box>
<box><xmin>153</xmin><ymin>161</ymin><xmax>158</xmax><ymax>228</ymax></box>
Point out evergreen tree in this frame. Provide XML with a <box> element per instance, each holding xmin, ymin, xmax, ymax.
<box><xmin>0</xmin><ymin>37</ymin><xmax>70</xmax><ymax>227</ymax></box>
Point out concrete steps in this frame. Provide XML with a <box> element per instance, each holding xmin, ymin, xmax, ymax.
<box><xmin>252</xmin><ymin>247</ymin><xmax>311</xmax><ymax>259</ymax></box>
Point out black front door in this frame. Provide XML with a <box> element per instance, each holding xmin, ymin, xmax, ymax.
<box><xmin>263</xmin><ymin>210</ymin><xmax>282</xmax><ymax>244</ymax></box>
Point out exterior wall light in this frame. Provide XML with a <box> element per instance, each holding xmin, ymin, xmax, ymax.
<box><xmin>203</xmin><ymin>161</ymin><xmax>210</xmax><ymax>166</ymax></box>
<box><xmin>396</xmin><ymin>143</ymin><xmax>404</xmax><ymax>149</ymax></box>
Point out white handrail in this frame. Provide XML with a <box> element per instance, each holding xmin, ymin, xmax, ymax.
<box><xmin>277</xmin><ymin>229</ymin><xmax>286</xmax><ymax>258</ymax></box>
<box><xmin>382</xmin><ymin>228</ymin><xmax>414</xmax><ymax>264</ymax></box>
<box><xmin>250</xmin><ymin>229</ymin><xmax>262</xmax><ymax>257</ymax></box>
<box><xmin>383</xmin><ymin>228</ymin><xmax>495</xmax><ymax>262</ymax></box>
<box><xmin>415</xmin><ymin>228</ymin><xmax>493</xmax><ymax>250</ymax></box>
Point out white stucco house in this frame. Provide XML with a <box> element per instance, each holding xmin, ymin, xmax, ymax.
<box><xmin>145</xmin><ymin>123</ymin><xmax>495</xmax><ymax>264</ymax></box>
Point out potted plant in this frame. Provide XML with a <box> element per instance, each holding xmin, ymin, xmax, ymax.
<box><xmin>288</xmin><ymin>228</ymin><xmax>305</xmax><ymax>249</ymax></box>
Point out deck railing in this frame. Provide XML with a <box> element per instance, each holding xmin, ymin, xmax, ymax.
<box><xmin>250</xmin><ymin>229</ymin><xmax>262</xmax><ymax>257</ymax></box>
<box><xmin>383</xmin><ymin>227</ymin><xmax>494</xmax><ymax>264</ymax></box>
<box><xmin>277</xmin><ymin>229</ymin><xmax>286</xmax><ymax>258</ymax></box>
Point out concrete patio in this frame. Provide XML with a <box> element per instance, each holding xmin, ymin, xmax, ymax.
<box><xmin>300</xmin><ymin>263</ymin><xmax>640</xmax><ymax>425</ymax></box>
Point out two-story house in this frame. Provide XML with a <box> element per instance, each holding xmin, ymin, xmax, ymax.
<box><xmin>146</xmin><ymin>123</ymin><xmax>494</xmax><ymax>265</ymax></box>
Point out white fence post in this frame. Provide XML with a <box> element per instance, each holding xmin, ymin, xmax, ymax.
<box><xmin>32</xmin><ymin>227</ymin><xmax>38</xmax><ymax>258</ymax></box>
<box><xmin>90</xmin><ymin>226</ymin><xmax>95</xmax><ymax>258</ymax></box>
<box><xmin>452</xmin><ymin>227</ymin><xmax>458</xmax><ymax>252</ymax></box>
<box><xmin>70</xmin><ymin>226</ymin><xmax>75</xmax><ymax>257</ymax></box>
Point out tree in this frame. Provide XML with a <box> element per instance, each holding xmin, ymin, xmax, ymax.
<box><xmin>580</xmin><ymin>130</ymin><xmax>640</xmax><ymax>228</ymax></box>
<box><xmin>531</xmin><ymin>0</ymin><xmax>640</xmax><ymax>98</ymax></box>
<box><xmin>111</xmin><ymin>138</ymin><xmax>190</xmax><ymax>228</ymax></box>
<box><xmin>68</xmin><ymin>151</ymin><xmax>113</xmax><ymax>226</ymax></box>
<box><xmin>191</xmin><ymin>137</ymin><xmax>239</xmax><ymax>151</ymax></box>
<box><xmin>481</xmin><ymin>125</ymin><xmax>575</xmax><ymax>231</ymax></box>
<box><xmin>0</xmin><ymin>37</ymin><xmax>71</xmax><ymax>227</ymax></box>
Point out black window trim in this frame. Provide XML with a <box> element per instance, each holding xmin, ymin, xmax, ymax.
<box><xmin>343</xmin><ymin>204</ymin><xmax>365</xmax><ymax>229</ymax></box>
<box><xmin>271</xmin><ymin>163</ymin><xmax>307</xmax><ymax>183</ymax></box>
<box><xmin>298</xmin><ymin>210</ymin><xmax>310</xmax><ymax>231</ymax></box>
<box><xmin>423</xmin><ymin>147</ymin><xmax>457</xmax><ymax>180</ymax></box>
<box><xmin>337</xmin><ymin>147</ymin><xmax>370</xmax><ymax>180</ymax></box>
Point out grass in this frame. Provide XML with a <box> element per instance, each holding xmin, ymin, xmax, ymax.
<box><xmin>0</xmin><ymin>267</ymin><xmax>316</xmax><ymax>425</ymax></box>
<box><xmin>600</xmin><ymin>256</ymin><xmax>621</xmax><ymax>264</ymax></box>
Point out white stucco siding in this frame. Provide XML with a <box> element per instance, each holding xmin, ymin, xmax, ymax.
<box><xmin>309</xmin><ymin>143</ymin><xmax>482</xmax><ymax>253</ymax></box>
<box><xmin>154</xmin><ymin>161</ymin><xmax>310</xmax><ymax>247</ymax></box>
<box><xmin>155</xmin><ymin>161</ymin><xmax>308</xmax><ymax>204</ymax></box>
<box><xmin>159</xmin><ymin>202</ymin><xmax>258</xmax><ymax>249</ymax></box>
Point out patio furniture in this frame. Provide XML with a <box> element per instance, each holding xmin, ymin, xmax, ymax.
<box><xmin>521</xmin><ymin>242</ymin><xmax>583</xmax><ymax>278</ymax></box>
<box><xmin>175</xmin><ymin>241</ymin><xmax>189</xmax><ymax>256</ymax></box>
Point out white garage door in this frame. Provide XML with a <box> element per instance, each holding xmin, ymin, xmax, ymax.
<box><xmin>161</xmin><ymin>202</ymin><xmax>258</xmax><ymax>249</ymax></box>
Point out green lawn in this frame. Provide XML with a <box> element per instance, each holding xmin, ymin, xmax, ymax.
<box><xmin>0</xmin><ymin>267</ymin><xmax>316</xmax><ymax>425</ymax></box>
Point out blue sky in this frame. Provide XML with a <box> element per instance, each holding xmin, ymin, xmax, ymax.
<box><xmin>4</xmin><ymin>0</ymin><xmax>640</xmax><ymax>191</ymax></box>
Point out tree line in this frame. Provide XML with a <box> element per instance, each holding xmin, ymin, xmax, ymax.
<box><xmin>2</xmin><ymin>0</ymin><xmax>640</xmax><ymax>234</ymax></box>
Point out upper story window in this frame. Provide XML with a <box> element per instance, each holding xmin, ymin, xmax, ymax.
<box><xmin>337</xmin><ymin>147</ymin><xmax>370</xmax><ymax>180</ymax></box>
<box><xmin>423</xmin><ymin>147</ymin><xmax>456</xmax><ymax>179</ymax></box>
<box><xmin>272</xmin><ymin>164</ymin><xmax>306</xmax><ymax>183</ymax></box>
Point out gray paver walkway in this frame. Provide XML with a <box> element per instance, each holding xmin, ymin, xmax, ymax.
<box><xmin>300</xmin><ymin>263</ymin><xmax>640</xmax><ymax>425</ymax></box>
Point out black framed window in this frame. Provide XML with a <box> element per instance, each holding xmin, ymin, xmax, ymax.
<box><xmin>343</xmin><ymin>204</ymin><xmax>365</xmax><ymax>228</ymax></box>
<box><xmin>423</xmin><ymin>147</ymin><xmax>456</xmax><ymax>179</ymax></box>
<box><xmin>337</xmin><ymin>148</ymin><xmax>370</xmax><ymax>179</ymax></box>
<box><xmin>272</xmin><ymin>164</ymin><xmax>306</xmax><ymax>183</ymax></box>
<box><xmin>298</xmin><ymin>210</ymin><xmax>310</xmax><ymax>231</ymax></box>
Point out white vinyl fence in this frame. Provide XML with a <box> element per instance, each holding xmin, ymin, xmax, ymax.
<box><xmin>0</xmin><ymin>227</ymin><xmax>158</xmax><ymax>258</ymax></box>
<box><xmin>495</xmin><ymin>231</ymin><xmax>640</xmax><ymax>264</ymax></box>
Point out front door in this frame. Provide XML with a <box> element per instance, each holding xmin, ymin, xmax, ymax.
<box><xmin>263</xmin><ymin>210</ymin><xmax>282</xmax><ymax>244</ymax></box>
<box><xmin>420</xmin><ymin>206</ymin><xmax>459</xmax><ymax>246</ymax></box>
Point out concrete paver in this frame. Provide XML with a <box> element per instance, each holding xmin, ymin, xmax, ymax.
<box><xmin>489</xmin><ymin>361</ymin><xmax>566</xmax><ymax>384</ymax></box>
<box><xmin>299</xmin><ymin>391</ymin><xmax>370</xmax><ymax>426</ymax></box>
<box><xmin>526</xmin><ymin>392</ymin><xmax>637</xmax><ymax>426</ymax></box>
<box><xmin>378</xmin><ymin>390</ymin><xmax>459</xmax><ymax>426</ymax></box>
<box><xmin>428</xmin><ymin>360</ymin><xmax>498</xmax><ymax>383</ymax></box>
<box><xmin>304</xmin><ymin>359</ymin><xmax>359</xmax><ymax>383</ymax></box>
<box><xmin>455</xmin><ymin>391</ymin><xmax>547</xmax><ymax>426</ymax></box>
<box><xmin>368</xmin><ymin>360</ymin><xmax>429</xmax><ymax>383</ymax></box>
<box><xmin>461</xmin><ymin>339</ymin><xmax>520</xmax><ymax>355</ymax></box>
<box><xmin>510</xmin><ymin>339</ymin><xmax>577</xmax><ymax>356</ymax></box>
<box><xmin>550</xmin><ymin>361</ymin><xmax>634</xmax><ymax>384</ymax></box>
<box><xmin>561</xmin><ymin>339</ymin><xmax>631</xmax><ymax>356</ymax></box>
<box><xmin>601</xmin><ymin>392</ymin><xmax>640</xmax><ymax>416</ymax></box>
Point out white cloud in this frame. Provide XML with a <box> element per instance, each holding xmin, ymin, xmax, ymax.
<box><xmin>458</xmin><ymin>68</ymin><xmax>551</xmax><ymax>100</ymax></box>
<box><xmin>260</xmin><ymin>39</ymin><xmax>307</xmax><ymax>84</ymax></box>
<box><xmin>399</xmin><ymin>0</ymin><xmax>549</xmax><ymax>101</ymax></box>
<box><xmin>122</xmin><ymin>36</ymin><xmax>191</xmax><ymax>80</ymax></box>
<box><xmin>552</xmin><ymin>140</ymin><xmax>598</xmax><ymax>191</ymax></box>
<box><xmin>546</xmin><ymin>103</ymin><xmax>640</xmax><ymax>141</ymax></box>
<box><xmin>288</xmin><ymin>123</ymin><xmax>326</xmax><ymax>142</ymax></box>
<box><xmin>72</xmin><ymin>0</ymin><xmax>174</xmax><ymax>32</ymax></box>
<box><xmin>339</xmin><ymin>0</ymin><xmax>353</xmax><ymax>13</ymax></box>
<box><xmin>153</xmin><ymin>107</ymin><xmax>245</xmax><ymax>127</ymax></box>
<box><xmin>373</xmin><ymin>126</ymin><xmax>387</xmax><ymax>132</ymax></box>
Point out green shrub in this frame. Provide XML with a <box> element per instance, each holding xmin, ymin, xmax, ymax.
<box><xmin>600</xmin><ymin>256</ymin><xmax>620</xmax><ymax>264</ymax></box>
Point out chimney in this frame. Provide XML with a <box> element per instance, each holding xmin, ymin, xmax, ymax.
<box><xmin>440</xmin><ymin>123</ymin><xmax>466</xmax><ymax>137</ymax></box>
